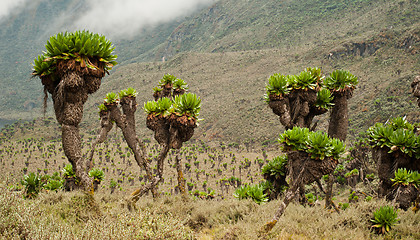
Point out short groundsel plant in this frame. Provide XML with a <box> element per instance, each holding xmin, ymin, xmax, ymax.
<box><xmin>88</xmin><ymin>168</ymin><xmax>105</xmax><ymax>182</ymax></box>
<box><xmin>367</xmin><ymin>117</ymin><xmax>420</xmax><ymax>158</ymax></box>
<box><xmin>261</xmin><ymin>155</ymin><xmax>288</xmax><ymax>179</ymax></box>
<box><xmin>370</xmin><ymin>205</ymin><xmax>399</xmax><ymax>235</ymax></box>
<box><xmin>391</xmin><ymin>168</ymin><xmax>420</xmax><ymax>187</ymax></box>
<box><xmin>21</xmin><ymin>172</ymin><xmax>43</xmax><ymax>199</ymax></box>
<box><xmin>234</xmin><ymin>183</ymin><xmax>269</xmax><ymax>204</ymax></box>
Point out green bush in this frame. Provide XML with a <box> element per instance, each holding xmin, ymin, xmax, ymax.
<box><xmin>315</xmin><ymin>88</ymin><xmax>334</xmax><ymax>109</ymax></box>
<box><xmin>157</xmin><ymin>97</ymin><xmax>173</xmax><ymax>115</ymax></box>
<box><xmin>324</xmin><ymin>69</ymin><xmax>358</xmax><ymax>91</ymax></box>
<box><xmin>367</xmin><ymin>117</ymin><xmax>419</xmax><ymax>158</ymax></box>
<box><xmin>278</xmin><ymin>126</ymin><xmax>309</xmax><ymax>151</ymax></box>
<box><xmin>338</xmin><ymin>202</ymin><xmax>350</xmax><ymax>210</ymax></box>
<box><xmin>159</xmin><ymin>74</ymin><xmax>176</xmax><ymax>87</ymax></box>
<box><xmin>306</xmin><ymin>131</ymin><xmax>332</xmax><ymax>160</ymax></box>
<box><xmin>143</xmin><ymin>101</ymin><xmax>159</xmax><ymax>114</ymax></box>
<box><xmin>391</xmin><ymin>168</ymin><xmax>420</xmax><ymax>187</ymax></box>
<box><xmin>21</xmin><ymin>172</ymin><xmax>43</xmax><ymax>199</ymax></box>
<box><xmin>62</xmin><ymin>164</ymin><xmax>76</xmax><ymax>178</ymax></box>
<box><xmin>104</xmin><ymin>92</ymin><xmax>119</xmax><ymax>104</ymax></box>
<box><xmin>293</xmin><ymin>70</ymin><xmax>318</xmax><ymax>90</ymax></box>
<box><xmin>43</xmin><ymin>179</ymin><xmax>63</xmax><ymax>192</ymax></box>
<box><xmin>233</xmin><ymin>183</ymin><xmax>268</xmax><ymax>204</ymax></box>
<box><xmin>261</xmin><ymin>155</ymin><xmax>288</xmax><ymax>179</ymax></box>
<box><xmin>173</xmin><ymin>78</ymin><xmax>188</xmax><ymax>90</ymax></box>
<box><xmin>370</xmin><ymin>206</ymin><xmax>399</xmax><ymax>234</ymax></box>
<box><xmin>119</xmin><ymin>87</ymin><xmax>138</xmax><ymax>98</ymax></box>
<box><xmin>88</xmin><ymin>168</ymin><xmax>105</xmax><ymax>182</ymax></box>
<box><xmin>265</xmin><ymin>73</ymin><xmax>291</xmax><ymax>98</ymax></box>
<box><xmin>98</xmin><ymin>104</ymin><xmax>108</xmax><ymax>113</ymax></box>
<box><xmin>305</xmin><ymin>193</ymin><xmax>318</xmax><ymax>205</ymax></box>
<box><xmin>43</xmin><ymin>172</ymin><xmax>63</xmax><ymax>192</ymax></box>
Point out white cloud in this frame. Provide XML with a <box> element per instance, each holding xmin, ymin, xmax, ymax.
<box><xmin>73</xmin><ymin>0</ymin><xmax>216</xmax><ymax>38</ymax></box>
<box><xmin>0</xmin><ymin>0</ymin><xmax>28</xmax><ymax>21</ymax></box>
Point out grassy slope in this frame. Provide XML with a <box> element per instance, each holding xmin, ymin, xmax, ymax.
<box><xmin>1</xmin><ymin>0</ymin><xmax>419</xmax><ymax>137</ymax></box>
<box><xmin>81</xmin><ymin>32</ymin><xmax>419</xmax><ymax>144</ymax></box>
<box><xmin>1</xmin><ymin>1</ymin><xmax>420</xmax><ymax>238</ymax></box>
<box><xmin>1</xmin><ymin>182</ymin><xmax>419</xmax><ymax>239</ymax></box>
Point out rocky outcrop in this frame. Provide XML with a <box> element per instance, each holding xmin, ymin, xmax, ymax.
<box><xmin>327</xmin><ymin>27</ymin><xmax>419</xmax><ymax>59</ymax></box>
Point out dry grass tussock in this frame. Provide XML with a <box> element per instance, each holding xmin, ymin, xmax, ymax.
<box><xmin>1</xmin><ymin>182</ymin><xmax>419</xmax><ymax>240</ymax></box>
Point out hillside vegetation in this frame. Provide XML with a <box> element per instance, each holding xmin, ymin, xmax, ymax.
<box><xmin>0</xmin><ymin>0</ymin><xmax>419</xmax><ymax>144</ymax></box>
<box><xmin>1</xmin><ymin>1</ymin><xmax>420</xmax><ymax>238</ymax></box>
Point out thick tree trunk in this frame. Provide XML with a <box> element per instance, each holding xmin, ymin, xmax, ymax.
<box><xmin>62</xmin><ymin>124</ymin><xmax>93</xmax><ymax>191</ymax></box>
<box><xmin>325</xmin><ymin>90</ymin><xmax>352</xmax><ymax>208</ymax></box>
<box><xmin>175</xmin><ymin>151</ymin><xmax>186</xmax><ymax>195</ymax></box>
<box><xmin>376</xmin><ymin>147</ymin><xmax>394</xmax><ymax>197</ymax></box>
<box><xmin>52</xmin><ymin>71</ymin><xmax>93</xmax><ymax>192</ymax></box>
<box><xmin>328</xmin><ymin>92</ymin><xmax>350</xmax><ymax>141</ymax></box>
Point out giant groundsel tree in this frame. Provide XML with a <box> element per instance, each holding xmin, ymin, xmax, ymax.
<box><xmin>367</xmin><ymin>117</ymin><xmax>420</xmax><ymax>209</ymax></box>
<box><xmin>89</xmin><ymin>74</ymin><xmax>200</xmax><ymax>205</ymax></box>
<box><xmin>261</xmin><ymin>67</ymin><xmax>357</xmax><ymax>233</ymax></box>
<box><xmin>32</xmin><ymin>31</ymin><xmax>117</xmax><ymax>191</ymax></box>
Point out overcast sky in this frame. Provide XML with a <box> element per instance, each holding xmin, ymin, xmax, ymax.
<box><xmin>0</xmin><ymin>0</ymin><xmax>216</xmax><ymax>39</ymax></box>
<box><xmin>0</xmin><ymin>0</ymin><xmax>27</xmax><ymax>21</ymax></box>
<box><xmin>74</xmin><ymin>0</ymin><xmax>216</xmax><ymax>38</ymax></box>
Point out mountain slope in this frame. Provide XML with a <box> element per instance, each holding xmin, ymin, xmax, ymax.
<box><xmin>0</xmin><ymin>0</ymin><xmax>419</xmax><ymax>143</ymax></box>
<box><xmin>0</xmin><ymin>0</ymin><xmax>183</xmax><ymax>120</ymax></box>
<box><xmin>158</xmin><ymin>0</ymin><xmax>420</xmax><ymax>58</ymax></box>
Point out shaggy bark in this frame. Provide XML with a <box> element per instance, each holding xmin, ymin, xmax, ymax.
<box><xmin>392</xmin><ymin>185</ymin><xmax>419</xmax><ymax>210</ymax></box>
<box><xmin>39</xmin><ymin>58</ymin><xmax>106</xmax><ymax>192</ymax></box>
<box><xmin>328</xmin><ymin>90</ymin><xmax>352</xmax><ymax>141</ymax></box>
<box><xmin>375</xmin><ymin>145</ymin><xmax>420</xmax><ymax>208</ymax></box>
<box><xmin>267</xmin><ymin>89</ymin><xmax>324</xmax><ymax>130</ymax></box>
<box><xmin>52</xmin><ymin>72</ymin><xmax>92</xmax><ymax>191</ymax></box>
<box><xmin>325</xmin><ymin>89</ymin><xmax>353</xmax><ymax>209</ymax></box>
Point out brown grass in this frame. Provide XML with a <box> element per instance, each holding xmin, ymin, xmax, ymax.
<box><xmin>1</xmin><ymin>181</ymin><xmax>419</xmax><ymax>240</ymax></box>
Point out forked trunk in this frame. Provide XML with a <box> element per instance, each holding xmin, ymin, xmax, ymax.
<box><xmin>106</xmin><ymin>101</ymin><xmax>159</xmax><ymax>198</ymax></box>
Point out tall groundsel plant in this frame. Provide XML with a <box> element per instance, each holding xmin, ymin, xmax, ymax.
<box><xmin>32</xmin><ymin>30</ymin><xmax>117</xmax><ymax>192</ymax></box>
